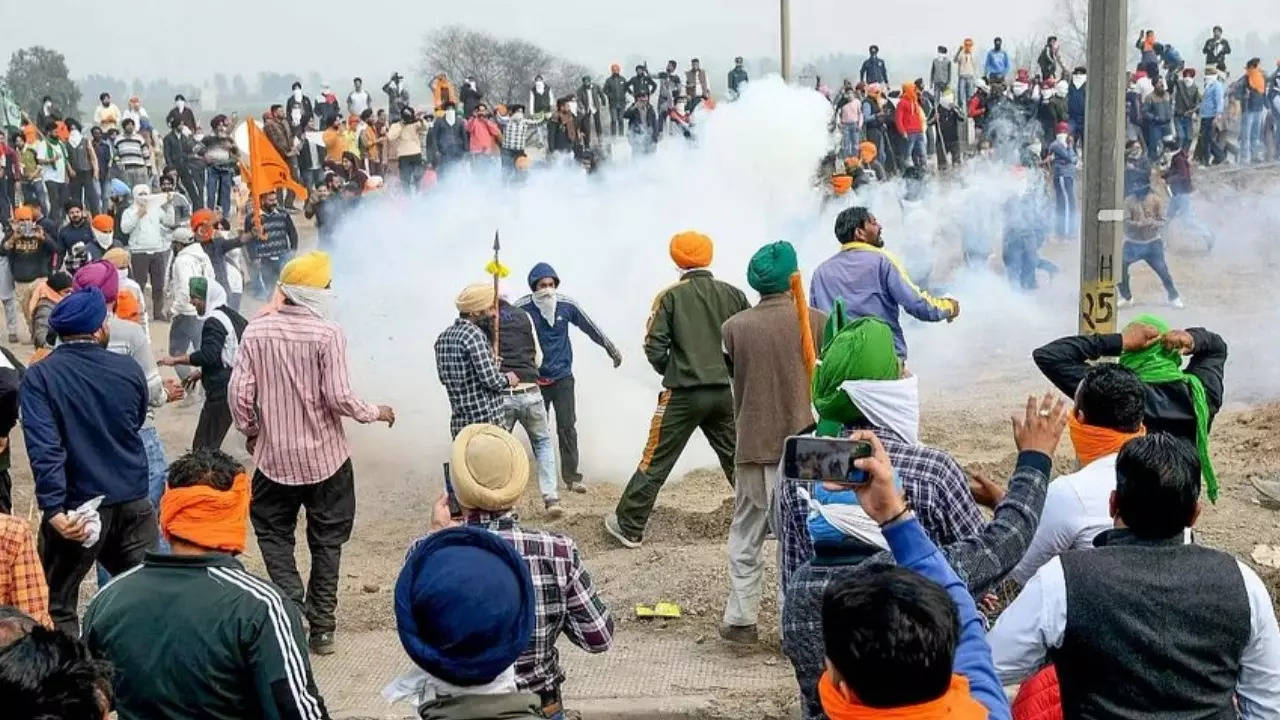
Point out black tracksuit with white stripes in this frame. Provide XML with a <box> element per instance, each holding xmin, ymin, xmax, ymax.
<box><xmin>82</xmin><ymin>552</ymin><xmax>330</xmax><ymax>720</ymax></box>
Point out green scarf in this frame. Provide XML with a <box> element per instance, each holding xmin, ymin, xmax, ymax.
<box><xmin>1118</xmin><ymin>313</ymin><xmax>1218</xmax><ymax>502</ymax></box>
<box><xmin>811</xmin><ymin>312</ymin><xmax>901</xmax><ymax>437</ymax></box>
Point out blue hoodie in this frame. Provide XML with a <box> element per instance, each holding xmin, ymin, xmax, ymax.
<box><xmin>514</xmin><ymin>263</ymin><xmax>620</xmax><ymax>382</ymax></box>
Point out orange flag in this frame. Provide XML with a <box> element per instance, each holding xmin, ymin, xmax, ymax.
<box><xmin>240</xmin><ymin>117</ymin><xmax>307</xmax><ymax>205</ymax></box>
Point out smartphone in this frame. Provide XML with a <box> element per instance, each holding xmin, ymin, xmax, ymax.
<box><xmin>442</xmin><ymin>462</ymin><xmax>463</xmax><ymax>520</ymax></box>
<box><xmin>782</xmin><ymin>436</ymin><xmax>873</xmax><ymax>486</ymax></box>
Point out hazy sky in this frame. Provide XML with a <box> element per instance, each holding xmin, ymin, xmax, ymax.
<box><xmin>13</xmin><ymin>0</ymin><xmax>1262</xmax><ymax>85</ymax></box>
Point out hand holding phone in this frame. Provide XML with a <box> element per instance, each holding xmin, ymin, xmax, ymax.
<box><xmin>442</xmin><ymin>462</ymin><xmax>463</xmax><ymax>520</ymax></box>
<box><xmin>783</xmin><ymin>435</ymin><xmax>874</xmax><ymax>487</ymax></box>
<box><xmin>847</xmin><ymin>430</ymin><xmax>908</xmax><ymax>524</ymax></box>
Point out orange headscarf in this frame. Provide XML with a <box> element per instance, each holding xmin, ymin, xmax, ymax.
<box><xmin>859</xmin><ymin>141</ymin><xmax>878</xmax><ymax>164</ymax></box>
<box><xmin>901</xmin><ymin>83</ymin><xmax>918</xmax><ymax>103</ymax></box>
<box><xmin>160</xmin><ymin>472</ymin><xmax>251</xmax><ymax>553</ymax></box>
<box><xmin>115</xmin><ymin>288</ymin><xmax>142</xmax><ymax>325</ymax></box>
<box><xmin>1068</xmin><ymin>414</ymin><xmax>1145</xmax><ymax>466</ymax></box>
<box><xmin>818</xmin><ymin>671</ymin><xmax>987</xmax><ymax>720</ymax></box>
<box><xmin>832</xmin><ymin>174</ymin><xmax>853</xmax><ymax>195</ymax></box>
<box><xmin>1247</xmin><ymin>66</ymin><xmax>1266</xmax><ymax>95</ymax></box>
<box><xmin>26</xmin><ymin>278</ymin><xmax>65</xmax><ymax>324</ymax></box>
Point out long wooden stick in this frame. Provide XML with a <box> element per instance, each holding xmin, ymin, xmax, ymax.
<box><xmin>492</xmin><ymin>230</ymin><xmax>501</xmax><ymax>357</ymax></box>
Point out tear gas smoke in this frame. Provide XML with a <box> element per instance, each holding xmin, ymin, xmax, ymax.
<box><xmin>328</xmin><ymin>77</ymin><xmax>1278</xmax><ymax>482</ymax></box>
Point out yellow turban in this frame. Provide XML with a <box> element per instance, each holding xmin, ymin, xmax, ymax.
<box><xmin>456</xmin><ymin>283</ymin><xmax>496</xmax><ymax>314</ymax></box>
<box><xmin>669</xmin><ymin>231</ymin><xmax>713</xmax><ymax>269</ymax></box>
<box><xmin>279</xmin><ymin>251</ymin><xmax>332</xmax><ymax>289</ymax></box>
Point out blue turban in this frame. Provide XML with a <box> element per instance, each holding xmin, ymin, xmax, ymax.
<box><xmin>394</xmin><ymin>526</ymin><xmax>534</xmax><ymax>687</ymax></box>
<box><xmin>49</xmin><ymin>288</ymin><xmax>108</xmax><ymax>337</ymax></box>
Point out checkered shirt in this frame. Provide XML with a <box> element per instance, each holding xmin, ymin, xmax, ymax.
<box><xmin>499</xmin><ymin>117</ymin><xmax>540</xmax><ymax>152</ymax></box>
<box><xmin>455</xmin><ymin>511</ymin><xmax>614</xmax><ymax>695</ymax></box>
<box><xmin>777</xmin><ymin>425</ymin><xmax>986</xmax><ymax>590</ymax></box>
<box><xmin>0</xmin><ymin>514</ymin><xmax>51</xmax><ymax>627</ymax></box>
<box><xmin>434</xmin><ymin>319</ymin><xmax>507</xmax><ymax>436</ymax></box>
<box><xmin>781</xmin><ymin>453</ymin><xmax>1050</xmax><ymax>720</ymax></box>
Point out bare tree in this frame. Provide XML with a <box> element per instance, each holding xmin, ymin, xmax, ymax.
<box><xmin>1045</xmin><ymin>0</ymin><xmax>1147</xmax><ymax>69</ymax></box>
<box><xmin>419</xmin><ymin>25</ymin><xmax>587</xmax><ymax>109</ymax></box>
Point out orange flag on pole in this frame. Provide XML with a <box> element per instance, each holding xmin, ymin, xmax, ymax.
<box><xmin>240</xmin><ymin>116</ymin><xmax>307</xmax><ymax>205</ymax></box>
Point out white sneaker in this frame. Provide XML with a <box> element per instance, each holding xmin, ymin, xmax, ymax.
<box><xmin>603</xmin><ymin>513</ymin><xmax>641</xmax><ymax>549</ymax></box>
<box><xmin>1117</xmin><ymin>297</ymin><xmax>1133</xmax><ymax>309</ymax></box>
<box><xmin>1170</xmin><ymin>297</ymin><xmax>1185</xmax><ymax>309</ymax></box>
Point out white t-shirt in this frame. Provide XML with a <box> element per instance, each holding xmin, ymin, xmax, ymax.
<box><xmin>34</xmin><ymin>140</ymin><xmax>66</xmax><ymax>184</ymax></box>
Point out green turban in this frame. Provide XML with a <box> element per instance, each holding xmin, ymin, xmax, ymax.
<box><xmin>1118</xmin><ymin>313</ymin><xmax>1218</xmax><ymax>502</ymax></box>
<box><xmin>747</xmin><ymin>241</ymin><xmax>798</xmax><ymax>295</ymax></box>
<box><xmin>812</xmin><ymin>315</ymin><xmax>901</xmax><ymax>437</ymax></box>
<box><xmin>189</xmin><ymin>276</ymin><xmax>209</xmax><ymax>302</ymax></box>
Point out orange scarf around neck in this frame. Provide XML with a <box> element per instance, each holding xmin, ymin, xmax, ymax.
<box><xmin>1068</xmin><ymin>414</ymin><xmax>1145</xmax><ymax>466</ymax></box>
<box><xmin>818</xmin><ymin>671</ymin><xmax>987</xmax><ymax>720</ymax></box>
<box><xmin>1247</xmin><ymin>67</ymin><xmax>1266</xmax><ymax>95</ymax></box>
<box><xmin>160</xmin><ymin>472</ymin><xmax>250</xmax><ymax>553</ymax></box>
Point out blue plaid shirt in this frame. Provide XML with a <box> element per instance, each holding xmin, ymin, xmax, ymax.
<box><xmin>776</xmin><ymin>425</ymin><xmax>987</xmax><ymax>591</ymax></box>
<box><xmin>434</xmin><ymin>318</ymin><xmax>507</xmax><ymax>436</ymax></box>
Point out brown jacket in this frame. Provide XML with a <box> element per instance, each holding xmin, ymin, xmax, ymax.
<box><xmin>722</xmin><ymin>293</ymin><xmax>826</xmax><ymax>465</ymax></box>
<box><xmin>1124</xmin><ymin>192</ymin><xmax>1166</xmax><ymax>243</ymax></box>
<box><xmin>263</xmin><ymin>116</ymin><xmax>293</xmax><ymax>158</ymax></box>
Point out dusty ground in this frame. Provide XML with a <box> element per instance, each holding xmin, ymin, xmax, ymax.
<box><xmin>8</xmin><ymin>174</ymin><xmax>1280</xmax><ymax>718</ymax></box>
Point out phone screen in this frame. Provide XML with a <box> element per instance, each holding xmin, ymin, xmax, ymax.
<box><xmin>442</xmin><ymin>462</ymin><xmax>463</xmax><ymax>519</ymax></box>
<box><xmin>783</xmin><ymin>436</ymin><xmax>873</xmax><ymax>486</ymax></box>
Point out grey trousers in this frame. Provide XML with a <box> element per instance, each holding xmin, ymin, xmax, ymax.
<box><xmin>723</xmin><ymin>462</ymin><xmax>778</xmax><ymax>627</ymax></box>
<box><xmin>168</xmin><ymin>314</ymin><xmax>203</xmax><ymax>381</ymax></box>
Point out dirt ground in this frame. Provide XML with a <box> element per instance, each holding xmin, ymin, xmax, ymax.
<box><xmin>8</xmin><ymin>182</ymin><xmax>1280</xmax><ymax>718</ymax></box>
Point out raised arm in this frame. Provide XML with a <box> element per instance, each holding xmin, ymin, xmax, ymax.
<box><xmin>1183</xmin><ymin>327</ymin><xmax>1228</xmax><ymax>416</ymax></box>
<box><xmin>1032</xmin><ymin>332</ymin><xmax>1123</xmax><ymax>398</ymax></box>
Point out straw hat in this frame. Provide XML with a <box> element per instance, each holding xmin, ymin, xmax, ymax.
<box><xmin>451</xmin><ymin>424</ymin><xmax>529</xmax><ymax>511</ymax></box>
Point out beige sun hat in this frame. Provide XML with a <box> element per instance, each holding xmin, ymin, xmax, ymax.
<box><xmin>451</xmin><ymin>424</ymin><xmax>529</xmax><ymax>511</ymax></box>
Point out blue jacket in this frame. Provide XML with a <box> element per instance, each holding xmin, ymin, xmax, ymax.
<box><xmin>21</xmin><ymin>342</ymin><xmax>149</xmax><ymax>515</ymax></box>
<box><xmin>1049</xmin><ymin>139</ymin><xmax>1077</xmax><ymax>178</ymax></box>
<box><xmin>515</xmin><ymin>263</ymin><xmax>619</xmax><ymax>382</ymax></box>
<box><xmin>883</xmin><ymin>515</ymin><xmax>1011</xmax><ymax>720</ymax></box>
<box><xmin>985</xmin><ymin>49</ymin><xmax>1010</xmax><ymax>78</ymax></box>
<box><xmin>809</xmin><ymin>244</ymin><xmax>954</xmax><ymax>359</ymax></box>
<box><xmin>1067</xmin><ymin>83</ymin><xmax>1086</xmax><ymax>126</ymax></box>
<box><xmin>1200</xmin><ymin>79</ymin><xmax>1224</xmax><ymax>118</ymax></box>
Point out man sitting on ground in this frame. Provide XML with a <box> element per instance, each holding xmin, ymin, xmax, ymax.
<box><xmin>989</xmin><ymin>433</ymin><xmax>1280</xmax><ymax>717</ymax></box>
<box><xmin>389</xmin><ymin>525</ymin><xmax>544</xmax><ymax>719</ymax></box>
<box><xmin>418</xmin><ymin>424</ymin><xmax>613</xmax><ymax>719</ymax></box>
<box><xmin>1009</xmin><ymin>364</ymin><xmax>1146</xmax><ymax>585</ymax></box>
<box><xmin>784</xmin><ymin>393</ymin><xmax>1066</xmax><ymax>720</ymax></box>
<box><xmin>778</xmin><ymin>315</ymin><xmax>986</xmax><ymax>590</ymax></box>
<box><xmin>1033</xmin><ymin>314</ymin><xmax>1226</xmax><ymax>501</ymax></box>
<box><xmin>816</xmin><ymin>432</ymin><xmax>1011</xmax><ymax>719</ymax></box>
<box><xmin>82</xmin><ymin>448</ymin><xmax>330</xmax><ymax>720</ymax></box>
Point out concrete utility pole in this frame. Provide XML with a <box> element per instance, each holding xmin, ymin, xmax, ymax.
<box><xmin>781</xmin><ymin>0</ymin><xmax>792</xmax><ymax>82</ymax></box>
<box><xmin>1078</xmin><ymin>0</ymin><xmax>1128</xmax><ymax>335</ymax></box>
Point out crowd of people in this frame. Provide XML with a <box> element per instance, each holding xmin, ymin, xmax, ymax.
<box><xmin>0</xmin><ymin>23</ymin><xmax>1278</xmax><ymax>720</ymax></box>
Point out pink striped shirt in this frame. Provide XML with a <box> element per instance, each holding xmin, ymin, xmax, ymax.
<box><xmin>229</xmin><ymin>306</ymin><xmax>380</xmax><ymax>485</ymax></box>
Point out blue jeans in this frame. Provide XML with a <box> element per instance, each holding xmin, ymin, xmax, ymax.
<box><xmin>1146</xmin><ymin>122</ymin><xmax>1170</xmax><ymax>160</ymax></box>
<box><xmin>98</xmin><ymin>425</ymin><xmax>169</xmax><ymax>587</ymax></box>
<box><xmin>958</xmin><ymin>76</ymin><xmax>975</xmax><ymax>104</ymax></box>
<box><xmin>1053</xmin><ymin>175</ymin><xmax>1077</xmax><ymax>238</ymax></box>
<box><xmin>1240</xmin><ymin>110</ymin><xmax>1265</xmax><ymax>163</ymax></box>
<box><xmin>500</xmin><ymin>389</ymin><xmax>558</xmax><ymax>502</ymax></box>
<box><xmin>905</xmin><ymin>132</ymin><xmax>926</xmax><ymax>167</ymax></box>
<box><xmin>841</xmin><ymin>124</ymin><xmax>861</xmax><ymax>157</ymax></box>
<box><xmin>206</xmin><ymin>167</ymin><xmax>233</xmax><ymax>217</ymax></box>
<box><xmin>1118</xmin><ymin>240</ymin><xmax>1179</xmax><ymax>301</ymax></box>
<box><xmin>254</xmin><ymin>254</ymin><xmax>289</xmax><ymax>299</ymax></box>
<box><xmin>1175</xmin><ymin>116</ymin><xmax>1195</xmax><ymax>152</ymax></box>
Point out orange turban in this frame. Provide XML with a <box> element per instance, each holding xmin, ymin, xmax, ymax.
<box><xmin>115</xmin><ymin>288</ymin><xmax>142</xmax><ymax>325</ymax></box>
<box><xmin>13</xmin><ymin>206</ymin><xmax>33</xmax><ymax>222</ymax></box>
<box><xmin>160</xmin><ymin>472</ymin><xmax>250</xmax><ymax>553</ymax></box>
<box><xmin>91</xmin><ymin>214</ymin><xmax>113</xmax><ymax>233</ymax></box>
<box><xmin>859</xmin><ymin>141</ymin><xmax>878</xmax><ymax>164</ymax></box>
<box><xmin>669</xmin><ymin>231</ymin><xmax>713</xmax><ymax>269</ymax></box>
<box><xmin>831</xmin><ymin>175</ymin><xmax>853</xmax><ymax>195</ymax></box>
<box><xmin>901</xmin><ymin>83</ymin><xmax>918</xmax><ymax>102</ymax></box>
<box><xmin>190</xmin><ymin>208</ymin><xmax>217</xmax><ymax>233</ymax></box>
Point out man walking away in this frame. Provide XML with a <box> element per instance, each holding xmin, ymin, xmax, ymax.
<box><xmin>229</xmin><ymin>252</ymin><xmax>394</xmax><ymax>655</ymax></box>
<box><xmin>435</xmin><ymin>284</ymin><xmax>518</xmax><ymax>437</ymax></box>
<box><xmin>606</xmin><ymin>232</ymin><xmax>749</xmax><ymax>548</ymax></box>
<box><xmin>83</xmin><ymin>448</ymin><xmax>330</xmax><ymax>720</ymax></box>
<box><xmin>990</xmin><ymin>433</ymin><xmax>1280</xmax><ymax>717</ymax></box>
<box><xmin>720</xmin><ymin>242</ymin><xmax>825</xmax><ymax>644</ymax></box>
<box><xmin>158</xmin><ymin>279</ymin><xmax>247</xmax><ymax>451</ymax></box>
<box><xmin>478</xmin><ymin>297</ymin><xmax>563</xmax><ymax>517</ymax></box>
<box><xmin>121</xmin><ymin>184</ymin><xmax>169</xmax><ymax>319</ymax></box>
<box><xmin>22</xmin><ymin>288</ymin><xmax>155</xmax><ymax>635</ymax></box>
<box><xmin>516</xmin><ymin>264</ymin><xmax>621</xmax><ymax>494</ymax></box>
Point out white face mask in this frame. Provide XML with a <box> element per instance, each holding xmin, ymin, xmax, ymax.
<box><xmin>444</xmin><ymin>109</ymin><xmax>456</xmax><ymax>122</ymax></box>
<box><xmin>1182</xmin><ymin>76</ymin><xmax>1195</xmax><ymax>87</ymax></box>
<box><xmin>43</xmin><ymin>101</ymin><xmax>51</xmax><ymax>111</ymax></box>
<box><xmin>176</xmin><ymin>100</ymin><xmax>185</xmax><ymax>111</ymax></box>
<box><xmin>512</xmin><ymin>112</ymin><xmax>524</xmax><ymax>121</ymax></box>
<box><xmin>532</xmin><ymin>287</ymin><xmax>557</xmax><ymax>325</ymax></box>
<box><xmin>293</xmin><ymin>89</ymin><xmax>303</xmax><ymax>100</ymax></box>
<box><xmin>1029</xmin><ymin>142</ymin><xmax>1042</xmax><ymax>155</ymax></box>
<box><xmin>68</xmin><ymin>129</ymin><xmax>82</xmax><ymax>146</ymax></box>
<box><xmin>535</xmin><ymin>81</ymin><xmax>545</xmax><ymax>92</ymax></box>
<box><xmin>1072</xmin><ymin>74</ymin><xmax>1087</xmax><ymax>88</ymax></box>
<box><xmin>1056</xmin><ymin>133</ymin><xmax>1068</xmax><ymax>144</ymax></box>
<box><xmin>181</xmin><ymin>126</ymin><xmax>192</xmax><ymax>137</ymax></box>
<box><xmin>567</xmin><ymin>102</ymin><xmax>578</xmax><ymax>114</ymax></box>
